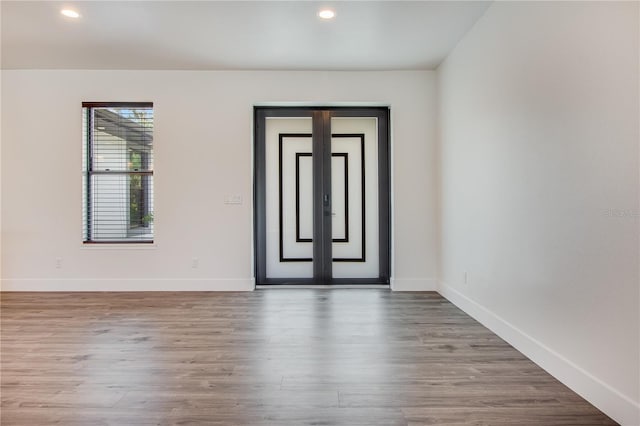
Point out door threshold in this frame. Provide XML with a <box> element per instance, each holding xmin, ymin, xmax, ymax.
<box><xmin>256</xmin><ymin>284</ymin><xmax>390</xmax><ymax>290</ymax></box>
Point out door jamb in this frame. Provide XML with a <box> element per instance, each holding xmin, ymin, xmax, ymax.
<box><xmin>253</xmin><ymin>106</ymin><xmax>390</xmax><ymax>286</ymax></box>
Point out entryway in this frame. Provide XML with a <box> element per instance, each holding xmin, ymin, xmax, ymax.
<box><xmin>254</xmin><ymin>107</ymin><xmax>390</xmax><ymax>285</ymax></box>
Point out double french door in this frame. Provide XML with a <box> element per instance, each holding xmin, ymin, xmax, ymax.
<box><xmin>254</xmin><ymin>107</ymin><xmax>390</xmax><ymax>285</ymax></box>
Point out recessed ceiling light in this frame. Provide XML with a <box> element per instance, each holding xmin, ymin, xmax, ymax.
<box><xmin>61</xmin><ymin>9</ymin><xmax>80</xmax><ymax>19</ymax></box>
<box><xmin>318</xmin><ymin>9</ymin><xmax>336</xmax><ymax>20</ymax></box>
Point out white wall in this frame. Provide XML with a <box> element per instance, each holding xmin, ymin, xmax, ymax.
<box><xmin>1</xmin><ymin>70</ymin><xmax>438</xmax><ymax>291</ymax></box>
<box><xmin>437</xmin><ymin>2</ymin><xmax>639</xmax><ymax>424</ymax></box>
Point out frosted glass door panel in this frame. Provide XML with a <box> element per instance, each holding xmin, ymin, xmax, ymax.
<box><xmin>265</xmin><ymin>117</ymin><xmax>313</xmax><ymax>279</ymax></box>
<box><xmin>331</xmin><ymin>117</ymin><xmax>379</xmax><ymax>278</ymax></box>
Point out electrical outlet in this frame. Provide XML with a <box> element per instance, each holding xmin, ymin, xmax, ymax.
<box><xmin>55</xmin><ymin>257</ymin><xmax>63</xmax><ymax>269</ymax></box>
<box><xmin>224</xmin><ymin>195</ymin><xmax>243</xmax><ymax>205</ymax></box>
<box><xmin>191</xmin><ymin>257</ymin><xmax>199</xmax><ymax>269</ymax></box>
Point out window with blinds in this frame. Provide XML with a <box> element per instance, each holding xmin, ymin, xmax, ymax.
<box><xmin>82</xmin><ymin>102</ymin><xmax>154</xmax><ymax>243</ymax></box>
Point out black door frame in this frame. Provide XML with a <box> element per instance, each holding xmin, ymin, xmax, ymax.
<box><xmin>254</xmin><ymin>106</ymin><xmax>390</xmax><ymax>285</ymax></box>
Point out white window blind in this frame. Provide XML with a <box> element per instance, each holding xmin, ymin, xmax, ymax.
<box><xmin>82</xmin><ymin>103</ymin><xmax>154</xmax><ymax>243</ymax></box>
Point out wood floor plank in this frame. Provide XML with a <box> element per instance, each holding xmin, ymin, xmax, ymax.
<box><xmin>0</xmin><ymin>290</ymin><xmax>617</xmax><ymax>425</ymax></box>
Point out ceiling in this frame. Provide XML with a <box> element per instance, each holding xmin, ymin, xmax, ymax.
<box><xmin>1</xmin><ymin>1</ymin><xmax>491</xmax><ymax>71</ymax></box>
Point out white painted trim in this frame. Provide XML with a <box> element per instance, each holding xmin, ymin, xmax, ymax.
<box><xmin>388</xmin><ymin>107</ymin><xmax>396</xmax><ymax>292</ymax></box>
<box><xmin>250</xmin><ymin>104</ymin><xmax>396</xmax><ymax>285</ymax></box>
<box><xmin>250</xmin><ymin>104</ymin><xmax>256</xmax><ymax>290</ymax></box>
<box><xmin>79</xmin><ymin>244</ymin><xmax>158</xmax><ymax>250</ymax></box>
<box><xmin>438</xmin><ymin>281</ymin><xmax>640</xmax><ymax>426</ymax></box>
<box><xmin>0</xmin><ymin>279</ymin><xmax>254</xmax><ymax>292</ymax></box>
<box><xmin>390</xmin><ymin>278</ymin><xmax>437</xmax><ymax>291</ymax></box>
<box><xmin>252</xmin><ymin>101</ymin><xmax>392</xmax><ymax>108</ymax></box>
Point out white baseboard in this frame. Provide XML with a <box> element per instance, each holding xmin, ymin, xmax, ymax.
<box><xmin>0</xmin><ymin>278</ymin><xmax>255</xmax><ymax>292</ymax></box>
<box><xmin>438</xmin><ymin>281</ymin><xmax>640</xmax><ymax>426</ymax></box>
<box><xmin>390</xmin><ymin>277</ymin><xmax>437</xmax><ymax>291</ymax></box>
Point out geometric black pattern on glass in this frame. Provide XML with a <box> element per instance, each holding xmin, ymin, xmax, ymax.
<box><xmin>279</xmin><ymin>133</ymin><xmax>312</xmax><ymax>262</ymax></box>
<box><xmin>295</xmin><ymin>152</ymin><xmax>349</xmax><ymax>243</ymax></box>
<box><xmin>278</xmin><ymin>133</ymin><xmax>366</xmax><ymax>263</ymax></box>
<box><xmin>332</xmin><ymin>134</ymin><xmax>365</xmax><ymax>263</ymax></box>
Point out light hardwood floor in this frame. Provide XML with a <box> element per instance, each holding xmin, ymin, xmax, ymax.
<box><xmin>1</xmin><ymin>290</ymin><xmax>616</xmax><ymax>425</ymax></box>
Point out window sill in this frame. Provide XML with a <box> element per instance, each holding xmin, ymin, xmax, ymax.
<box><xmin>81</xmin><ymin>243</ymin><xmax>157</xmax><ymax>250</ymax></box>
